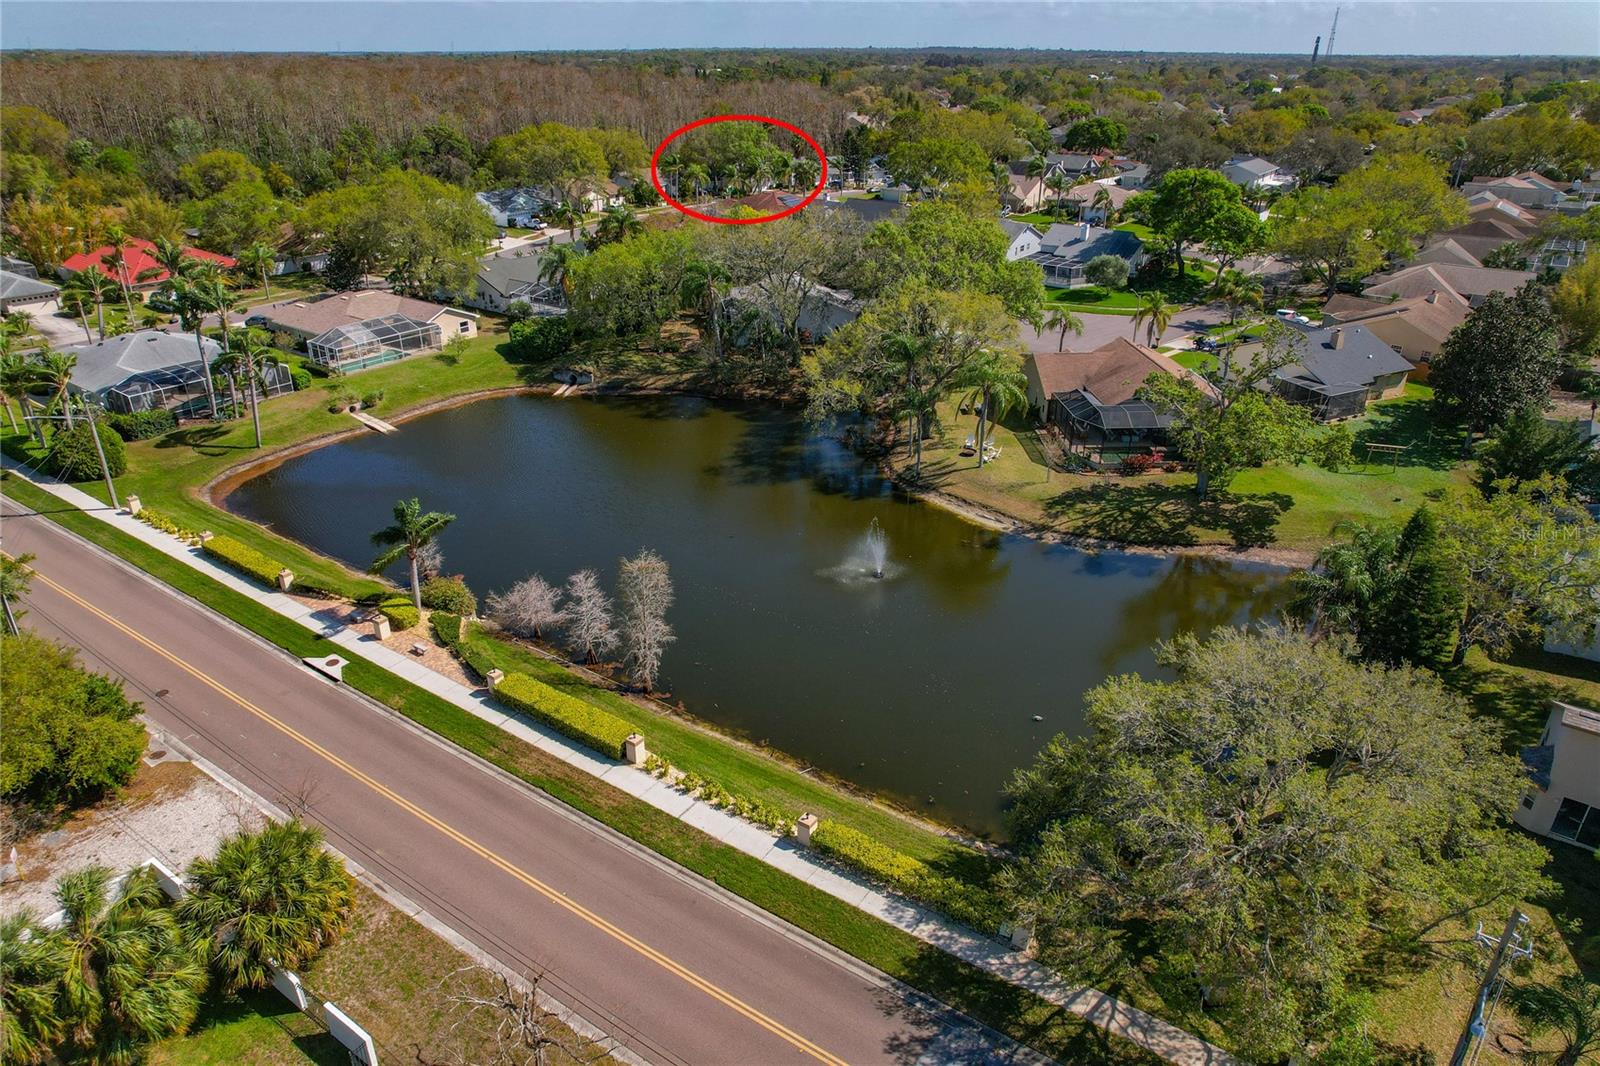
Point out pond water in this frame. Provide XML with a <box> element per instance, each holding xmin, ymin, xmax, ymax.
<box><xmin>226</xmin><ymin>393</ymin><xmax>1290</xmax><ymax>836</ymax></box>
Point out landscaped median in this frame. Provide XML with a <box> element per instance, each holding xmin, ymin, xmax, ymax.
<box><xmin>0</xmin><ymin>472</ymin><xmax>1177</xmax><ymax>1065</ymax></box>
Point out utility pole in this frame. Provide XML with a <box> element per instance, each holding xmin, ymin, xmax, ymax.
<box><xmin>81</xmin><ymin>398</ymin><xmax>121</xmax><ymax>511</ymax></box>
<box><xmin>1449</xmin><ymin>908</ymin><xmax>1533</xmax><ymax>1066</ymax></box>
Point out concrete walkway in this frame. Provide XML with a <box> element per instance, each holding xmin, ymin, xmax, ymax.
<box><xmin>1</xmin><ymin>461</ymin><xmax>1236</xmax><ymax>1066</ymax></box>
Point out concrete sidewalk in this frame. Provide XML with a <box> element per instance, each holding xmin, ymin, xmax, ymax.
<box><xmin>1</xmin><ymin>459</ymin><xmax>1236</xmax><ymax>1066</ymax></box>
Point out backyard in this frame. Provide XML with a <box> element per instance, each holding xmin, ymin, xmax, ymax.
<box><xmin>906</xmin><ymin>383</ymin><xmax>1472</xmax><ymax>554</ymax></box>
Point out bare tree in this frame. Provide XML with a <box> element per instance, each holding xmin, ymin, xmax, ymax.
<box><xmin>617</xmin><ymin>550</ymin><xmax>675</xmax><ymax>694</ymax></box>
<box><xmin>486</xmin><ymin>575</ymin><xmax>567</xmax><ymax>640</ymax></box>
<box><xmin>563</xmin><ymin>569</ymin><xmax>618</xmax><ymax>665</ymax></box>
<box><xmin>417</xmin><ymin>540</ymin><xmax>446</xmax><ymax>582</ymax></box>
<box><xmin>419</xmin><ymin>965</ymin><xmax>609</xmax><ymax>1066</ymax></box>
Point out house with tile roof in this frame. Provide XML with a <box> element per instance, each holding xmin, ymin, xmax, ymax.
<box><xmin>248</xmin><ymin>291</ymin><xmax>479</xmax><ymax>372</ymax></box>
<box><xmin>58</xmin><ymin>238</ymin><xmax>235</xmax><ymax>293</ymax></box>
<box><xmin>1462</xmin><ymin>172</ymin><xmax>1564</xmax><ymax>208</ymax></box>
<box><xmin>54</xmin><ymin>329</ymin><xmax>284</xmax><ymax>416</ymax></box>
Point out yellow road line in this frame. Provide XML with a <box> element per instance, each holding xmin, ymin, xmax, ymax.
<box><xmin>26</xmin><ymin>565</ymin><xmax>848</xmax><ymax>1066</ymax></box>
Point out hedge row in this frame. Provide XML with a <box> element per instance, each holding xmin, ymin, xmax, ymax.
<box><xmin>377</xmin><ymin>598</ymin><xmax>419</xmax><ymax>631</ymax></box>
<box><xmin>430</xmin><ymin>611</ymin><xmax>463</xmax><ymax>647</ymax></box>
<box><xmin>202</xmin><ymin>534</ymin><xmax>285</xmax><ymax>587</ymax></box>
<box><xmin>491</xmin><ymin>672</ymin><xmax>635</xmax><ymax>761</ymax></box>
<box><xmin>809</xmin><ymin>821</ymin><xmax>1005</xmax><ymax>935</ymax></box>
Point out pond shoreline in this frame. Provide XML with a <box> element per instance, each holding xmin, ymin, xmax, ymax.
<box><xmin>205</xmin><ymin>378</ymin><xmax>1310</xmax><ymax>571</ymax></box>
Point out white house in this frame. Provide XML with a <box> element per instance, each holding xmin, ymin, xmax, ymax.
<box><xmin>476</xmin><ymin>188</ymin><xmax>548</xmax><ymax>229</ymax></box>
<box><xmin>1514</xmin><ymin>701</ymin><xmax>1600</xmax><ymax>849</ymax></box>
<box><xmin>999</xmin><ymin>220</ymin><xmax>1042</xmax><ymax>262</ymax></box>
<box><xmin>1221</xmin><ymin>155</ymin><xmax>1296</xmax><ymax>192</ymax></box>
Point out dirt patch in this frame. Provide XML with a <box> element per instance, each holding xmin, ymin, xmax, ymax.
<box><xmin>384</xmin><ymin>610</ymin><xmax>477</xmax><ymax>689</ymax></box>
<box><xmin>0</xmin><ymin>754</ymin><xmax>262</xmax><ymax>918</ymax></box>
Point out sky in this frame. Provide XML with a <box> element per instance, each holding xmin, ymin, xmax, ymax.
<box><xmin>1</xmin><ymin>1</ymin><xmax>1596</xmax><ymax>56</ymax></box>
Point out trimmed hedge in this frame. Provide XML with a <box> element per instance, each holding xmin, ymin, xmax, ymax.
<box><xmin>421</xmin><ymin>576</ymin><xmax>477</xmax><ymax>616</ymax></box>
<box><xmin>378</xmin><ymin>598</ymin><xmax>419</xmax><ymax>631</ymax></box>
<box><xmin>491</xmin><ymin>671</ymin><xmax>634</xmax><ymax>761</ymax></box>
<box><xmin>105</xmin><ymin>408</ymin><xmax>176</xmax><ymax>441</ymax></box>
<box><xmin>202</xmin><ymin>535</ymin><xmax>286</xmax><ymax>587</ymax></box>
<box><xmin>431</xmin><ymin>612</ymin><xmax>463</xmax><ymax>648</ymax></box>
<box><xmin>810</xmin><ymin>821</ymin><xmax>1005</xmax><ymax>935</ymax></box>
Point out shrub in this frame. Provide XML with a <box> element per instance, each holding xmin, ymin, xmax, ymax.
<box><xmin>421</xmin><ymin>576</ymin><xmax>477</xmax><ymax>616</ymax></box>
<box><xmin>460</xmin><ymin>643</ymin><xmax>498</xmax><ymax>680</ymax></box>
<box><xmin>491</xmin><ymin>671</ymin><xmax>635</xmax><ymax>760</ymax></box>
<box><xmin>137</xmin><ymin>507</ymin><xmax>200</xmax><ymax>541</ymax></box>
<box><xmin>202</xmin><ymin>534</ymin><xmax>286</xmax><ymax>587</ymax></box>
<box><xmin>506</xmin><ymin>317</ymin><xmax>572</xmax><ymax>363</ymax></box>
<box><xmin>378</xmin><ymin>598</ymin><xmax>419</xmax><ymax>631</ymax></box>
<box><xmin>505</xmin><ymin>300</ymin><xmax>534</xmax><ymax>324</ymax></box>
<box><xmin>327</xmin><ymin>388</ymin><xmax>357</xmax><ymax>413</ymax></box>
<box><xmin>289</xmin><ymin>366</ymin><xmax>312</xmax><ymax>391</ymax></box>
<box><xmin>105</xmin><ymin>408</ymin><xmax>176</xmax><ymax>441</ymax></box>
<box><xmin>809</xmin><ymin>821</ymin><xmax>1005</xmax><ymax>934</ymax></box>
<box><xmin>1119</xmin><ymin>453</ymin><xmax>1162</xmax><ymax>477</ymax></box>
<box><xmin>0</xmin><ymin>630</ymin><xmax>147</xmax><ymax>802</ymax></box>
<box><xmin>360</xmin><ymin>389</ymin><xmax>384</xmax><ymax>409</ymax></box>
<box><xmin>51</xmin><ymin>422</ymin><xmax>127</xmax><ymax>480</ymax></box>
<box><xmin>430</xmin><ymin>611</ymin><xmax>463</xmax><ymax>648</ymax></box>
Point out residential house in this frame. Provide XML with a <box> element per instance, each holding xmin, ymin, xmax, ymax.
<box><xmin>1465</xmin><ymin>193</ymin><xmax>1540</xmax><ymax>228</ymax></box>
<box><xmin>726</xmin><ymin>280</ymin><xmax>862</xmax><ymax>344</ymax></box>
<box><xmin>776</xmin><ymin>191</ymin><xmax>905</xmax><ymax>226</ymax></box>
<box><xmin>1065</xmin><ymin>182</ymin><xmax>1136</xmax><ymax>224</ymax></box>
<box><xmin>248</xmin><ymin>291</ymin><xmax>478</xmax><ymax>372</ymax></box>
<box><xmin>1113</xmin><ymin>162</ymin><xmax>1151</xmax><ymax>190</ymax></box>
<box><xmin>0</xmin><ymin>270</ymin><xmax>59</xmax><ymax>313</ymax></box>
<box><xmin>1321</xmin><ymin>288</ymin><xmax>1470</xmax><ymax>379</ymax></box>
<box><xmin>270</xmin><ymin>223</ymin><xmax>329</xmax><ymax>276</ymax></box>
<box><xmin>1362</xmin><ymin>262</ymin><xmax>1534</xmax><ymax>307</ymax></box>
<box><xmin>1395</xmin><ymin>108</ymin><xmax>1436</xmax><ymax>126</ymax></box>
<box><xmin>55</xmin><ymin>330</ymin><xmax>281</xmax><ymax>416</ymax></box>
<box><xmin>1461</xmin><ymin>172</ymin><xmax>1564</xmax><ymax>208</ymax></box>
<box><xmin>1</xmin><ymin>256</ymin><xmax>39</xmax><ymax>278</ymax></box>
<box><xmin>1026</xmin><ymin>338</ymin><xmax>1214</xmax><ymax>453</ymax></box>
<box><xmin>1042</xmin><ymin>151</ymin><xmax>1111</xmax><ymax>180</ymax></box>
<box><xmin>1514</xmin><ymin>701</ymin><xmax>1600</xmax><ymax>849</ymax></box>
<box><xmin>1004</xmin><ymin>173</ymin><xmax>1049</xmax><ymax>213</ymax></box>
<box><xmin>58</xmin><ymin>238</ymin><xmax>235</xmax><ymax>294</ymax></box>
<box><xmin>1412</xmin><ymin>238</ymin><xmax>1487</xmax><ymax>269</ymax></box>
<box><xmin>879</xmin><ymin>184</ymin><xmax>913</xmax><ymax>203</ymax></box>
<box><xmin>476</xmin><ymin>188</ymin><xmax>549</xmax><ymax>228</ymax></box>
<box><xmin>468</xmin><ymin>251</ymin><xmax>564</xmax><ymax>315</ymax></box>
<box><xmin>999</xmin><ymin>220</ymin><xmax>1043</xmax><ymax>262</ymax></box>
<box><xmin>1027</xmin><ymin>223</ymin><xmax>1146</xmax><ymax>288</ymax></box>
<box><xmin>1221</xmin><ymin>155</ymin><xmax>1296</xmax><ymax>192</ymax></box>
<box><xmin>1255</xmin><ymin>322</ymin><xmax>1412</xmax><ymax>420</ymax></box>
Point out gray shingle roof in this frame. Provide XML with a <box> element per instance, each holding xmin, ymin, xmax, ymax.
<box><xmin>62</xmin><ymin>330</ymin><xmax>221</xmax><ymax>395</ymax></box>
<box><xmin>1</xmin><ymin>271</ymin><xmax>57</xmax><ymax>301</ymax></box>
<box><xmin>1032</xmin><ymin>224</ymin><xmax>1143</xmax><ymax>266</ymax></box>
<box><xmin>1276</xmin><ymin>322</ymin><xmax>1413</xmax><ymax>390</ymax></box>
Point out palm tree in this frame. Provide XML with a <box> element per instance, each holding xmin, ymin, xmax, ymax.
<box><xmin>62</xmin><ymin>270</ymin><xmax>115</xmax><ymax>340</ymax></box>
<box><xmin>171</xmin><ymin>275</ymin><xmax>220</xmax><ymax>419</ymax></box>
<box><xmin>661</xmin><ymin>152</ymin><xmax>684</xmax><ymax>197</ymax></box>
<box><xmin>594</xmin><ymin>205</ymin><xmax>642</xmax><ymax>247</ymax></box>
<box><xmin>959</xmin><ymin>353</ymin><xmax>1028</xmax><ymax>469</ymax></box>
<box><xmin>680</xmin><ymin>259</ymin><xmax>731</xmax><ymax>361</ymax></box>
<box><xmin>32</xmin><ymin>349</ymin><xmax>77</xmax><ymax>429</ymax></box>
<box><xmin>1091</xmin><ymin>185</ymin><xmax>1116</xmax><ymax>224</ymax></box>
<box><xmin>549</xmin><ymin>200</ymin><xmax>583</xmax><ymax>246</ymax></box>
<box><xmin>146</xmin><ymin>236</ymin><xmax>193</xmax><ymax>289</ymax></box>
<box><xmin>1043</xmin><ymin>307</ymin><xmax>1083</xmax><ymax>352</ymax></box>
<box><xmin>0</xmin><ymin>352</ymin><xmax>33</xmax><ymax>433</ymax></box>
<box><xmin>682</xmin><ymin>163</ymin><xmax>710</xmax><ymax>202</ymax></box>
<box><xmin>1506</xmin><ymin>974</ymin><xmax>1600</xmax><ymax>1066</ymax></box>
<box><xmin>98</xmin><ymin>229</ymin><xmax>139</xmax><ymax>317</ymax></box>
<box><xmin>1046</xmin><ymin>172</ymin><xmax>1072</xmax><ymax>219</ymax></box>
<box><xmin>54</xmin><ymin>865</ymin><xmax>207</xmax><ymax>1061</ymax></box>
<box><xmin>233</xmin><ymin>328</ymin><xmax>276</xmax><ymax>448</ymax></box>
<box><xmin>1</xmin><ymin>911</ymin><xmax>67</xmax><ymax>1064</ymax></box>
<box><xmin>1131</xmin><ymin>291</ymin><xmax>1174</xmax><ymax>347</ymax></box>
<box><xmin>1024</xmin><ymin>154</ymin><xmax>1047</xmax><ymax>179</ymax></box>
<box><xmin>1214</xmin><ymin>271</ymin><xmax>1263</xmax><ymax>326</ymax></box>
<box><xmin>176</xmin><ymin>821</ymin><xmax>355</xmax><ymax>993</ymax></box>
<box><xmin>369</xmin><ymin>498</ymin><xmax>457</xmax><ymax>611</ymax></box>
<box><xmin>235</xmin><ymin>241</ymin><xmax>277</xmax><ymax>299</ymax></box>
<box><xmin>537</xmin><ymin>243</ymin><xmax>587</xmax><ymax>298</ymax></box>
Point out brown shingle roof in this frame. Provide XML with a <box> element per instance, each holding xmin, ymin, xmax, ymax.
<box><xmin>258</xmin><ymin>291</ymin><xmax>462</xmax><ymax>335</ymax></box>
<box><xmin>1030</xmin><ymin>337</ymin><xmax>1213</xmax><ymax>406</ymax></box>
<box><xmin>1363</xmin><ymin>262</ymin><xmax>1534</xmax><ymax>302</ymax></box>
<box><xmin>1323</xmin><ymin>290</ymin><xmax>1470</xmax><ymax>348</ymax></box>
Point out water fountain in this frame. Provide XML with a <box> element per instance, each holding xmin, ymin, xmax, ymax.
<box><xmin>864</xmin><ymin>517</ymin><xmax>888</xmax><ymax>579</ymax></box>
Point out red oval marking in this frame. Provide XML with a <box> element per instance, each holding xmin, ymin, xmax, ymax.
<box><xmin>650</xmin><ymin>114</ymin><xmax>828</xmax><ymax>226</ymax></box>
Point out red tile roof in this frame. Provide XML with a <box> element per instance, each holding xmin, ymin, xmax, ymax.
<box><xmin>60</xmin><ymin>238</ymin><xmax>236</xmax><ymax>286</ymax></box>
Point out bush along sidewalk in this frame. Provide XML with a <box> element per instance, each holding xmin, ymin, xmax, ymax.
<box><xmin>643</xmin><ymin>754</ymin><xmax>795</xmax><ymax>835</ymax></box>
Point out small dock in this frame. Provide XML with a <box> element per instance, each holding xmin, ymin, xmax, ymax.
<box><xmin>350</xmin><ymin>411</ymin><xmax>398</xmax><ymax>434</ymax></box>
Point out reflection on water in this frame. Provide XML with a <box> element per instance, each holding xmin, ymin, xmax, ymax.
<box><xmin>226</xmin><ymin>393</ymin><xmax>1290</xmax><ymax>836</ymax></box>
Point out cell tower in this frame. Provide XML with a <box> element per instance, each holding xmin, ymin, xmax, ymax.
<box><xmin>1326</xmin><ymin>6</ymin><xmax>1341</xmax><ymax>59</ymax></box>
<box><xmin>1311</xmin><ymin>34</ymin><xmax>1322</xmax><ymax>66</ymax></box>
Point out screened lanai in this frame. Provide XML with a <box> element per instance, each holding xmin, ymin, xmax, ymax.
<box><xmin>307</xmin><ymin>314</ymin><xmax>442</xmax><ymax>373</ymax></box>
<box><xmin>1048</xmin><ymin>388</ymin><xmax>1174</xmax><ymax>456</ymax></box>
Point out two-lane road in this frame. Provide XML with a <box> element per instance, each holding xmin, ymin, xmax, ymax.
<box><xmin>1</xmin><ymin>498</ymin><xmax>1042</xmax><ymax>1066</ymax></box>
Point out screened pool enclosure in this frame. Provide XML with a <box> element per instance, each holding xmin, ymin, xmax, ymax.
<box><xmin>307</xmin><ymin>314</ymin><xmax>442</xmax><ymax>373</ymax></box>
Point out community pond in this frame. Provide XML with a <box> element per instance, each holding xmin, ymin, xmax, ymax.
<box><xmin>226</xmin><ymin>392</ymin><xmax>1291</xmax><ymax>836</ymax></box>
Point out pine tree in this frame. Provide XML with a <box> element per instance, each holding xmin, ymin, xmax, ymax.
<box><xmin>1373</xmin><ymin>506</ymin><xmax>1463</xmax><ymax>667</ymax></box>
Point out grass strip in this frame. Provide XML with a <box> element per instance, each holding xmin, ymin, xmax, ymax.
<box><xmin>1</xmin><ymin>475</ymin><xmax>1162</xmax><ymax>1065</ymax></box>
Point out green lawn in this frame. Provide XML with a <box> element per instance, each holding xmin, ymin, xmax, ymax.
<box><xmin>1049</xmin><ymin>286</ymin><xmax>1141</xmax><ymax>313</ymax></box>
<box><xmin>457</xmin><ymin>624</ymin><xmax>1000</xmax><ymax>880</ymax></box>
<box><xmin>0</xmin><ymin>473</ymin><xmax>1160</xmax><ymax>1065</ymax></box>
<box><xmin>904</xmin><ymin>385</ymin><xmax>1471</xmax><ymax>553</ymax></box>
